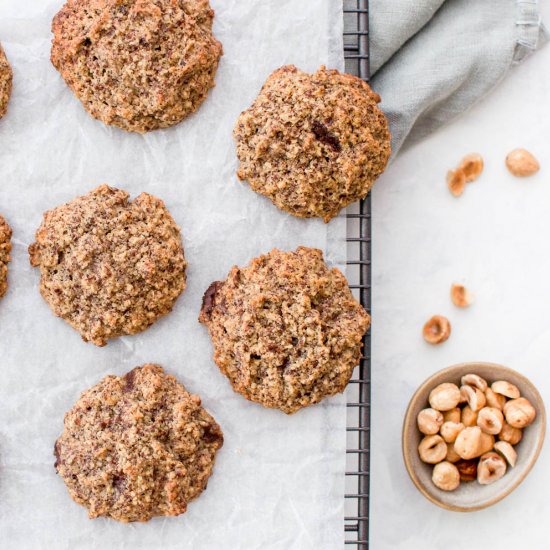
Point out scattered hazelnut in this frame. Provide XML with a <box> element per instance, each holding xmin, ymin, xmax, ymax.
<box><xmin>450</xmin><ymin>284</ymin><xmax>474</xmax><ymax>308</ymax></box>
<box><xmin>460</xmin><ymin>385</ymin><xmax>486</xmax><ymax>412</ymax></box>
<box><xmin>505</xmin><ymin>148</ymin><xmax>540</xmax><ymax>177</ymax></box>
<box><xmin>461</xmin><ymin>405</ymin><xmax>478</xmax><ymax>427</ymax></box>
<box><xmin>447</xmin><ymin>169</ymin><xmax>466</xmax><ymax>197</ymax></box>
<box><xmin>455</xmin><ymin>459</ymin><xmax>478</xmax><ymax>482</ymax></box>
<box><xmin>417</xmin><ymin>408</ymin><xmax>444</xmax><ymax>435</ymax></box>
<box><xmin>485</xmin><ymin>388</ymin><xmax>506</xmax><ymax>410</ymax></box>
<box><xmin>429</xmin><ymin>383</ymin><xmax>461</xmax><ymax>411</ymax></box>
<box><xmin>499</xmin><ymin>422</ymin><xmax>523</xmax><ymax>445</ymax></box>
<box><xmin>443</xmin><ymin>407</ymin><xmax>461</xmax><ymax>423</ymax></box>
<box><xmin>477</xmin><ymin>407</ymin><xmax>504</xmax><ymax>435</ymax></box>
<box><xmin>504</xmin><ymin>397</ymin><xmax>536</xmax><ymax>428</ymax></box>
<box><xmin>418</xmin><ymin>434</ymin><xmax>448</xmax><ymax>464</ymax></box>
<box><xmin>477</xmin><ymin>452</ymin><xmax>507</xmax><ymax>485</ymax></box>
<box><xmin>491</xmin><ymin>380</ymin><xmax>520</xmax><ymax>399</ymax></box>
<box><xmin>454</xmin><ymin>426</ymin><xmax>482</xmax><ymax>460</ymax></box>
<box><xmin>423</xmin><ymin>315</ymin><xmax>451</xmax><ymax>345</ymax></box>
<box><xmin>478</xmin><ymin>432</ymin><xmax>495</xmax><ymax>456</ymax></box>
<box><xmin>446</xmin><ymin>443</ymin><xmax>461</xmax><ymax>463</ymax></box>
<box><xmin>459</xmin><ymin>153</ymin><xmax>484</xmax><ymax>182</ymax></box>
<box><xmin>440</xmin><ymin>421</ymin><xmax>465</xmax><ymax>443</ymax></box>
<box><xmin>494</xmin><ymin>441</ymin><xmax>517</xmax><ymax>468</ymax></box>
<box><xmin>432</xmin><ymin>461</ymin><xmax>460</xmax><ymax>491</ymax></box>
<box><xmin>461</xmin><ymin>373</ymin><xmax>487</xmax><ymax>392</ymax></box>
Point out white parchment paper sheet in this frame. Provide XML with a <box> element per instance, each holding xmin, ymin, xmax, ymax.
<box><xmin>0</xmin><ymin>2</ymin><xmax>346</xmax><ymax>548</ymax></box>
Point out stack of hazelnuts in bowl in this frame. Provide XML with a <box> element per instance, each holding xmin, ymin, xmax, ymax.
<box><xmin>417</xmin><ymin>374</ymin><xmax>536</xmax><ymax>492</ymax></box>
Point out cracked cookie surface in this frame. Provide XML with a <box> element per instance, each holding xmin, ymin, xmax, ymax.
<box><xmin>55</xmin><ymin>364</ymin><xmax>223</xmax><ymax>522</ymax></box>
<box><xmin>234</xmin><ymin>65</ymin><xmax>391</xmax><ymax>222</ymax></box>
<box><xmin>199</xmin><ymin>246</ymin><xmax>370</xmax><ymax>414</ymax></box>
<box><xmin>29</xmin><ymin>184</ymin><xmax>187</xmax><ymax>346</ymax></box>
<box><xmin>51</xmin><ymin>0</ymin><xmax>223</xmax><ymax>133</ymax></box>
<box><xmin>0</xmin><ymin>43</ymin><xmax>12</xmax><ymax>120</ymax></box>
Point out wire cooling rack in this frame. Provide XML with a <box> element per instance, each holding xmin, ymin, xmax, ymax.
<box><xmin>343</xmin><ymin>1</ymin><xmax>371</xmax><ymax>548</ymax></box>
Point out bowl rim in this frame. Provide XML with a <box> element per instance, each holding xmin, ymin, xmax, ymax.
<box><xmin>402</xmin><ymin>361</ymin><xmax>546</xmax><ymax>512</ymax></box>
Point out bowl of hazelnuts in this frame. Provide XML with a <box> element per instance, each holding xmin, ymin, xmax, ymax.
<box><xmin>402</xmin><ymin>362</ymin><xmax>546</xmax><ymax>511</ymax></box>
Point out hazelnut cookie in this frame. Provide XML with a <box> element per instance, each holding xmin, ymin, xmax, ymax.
<box><xmin>29</xmin><ymin>185</ymin><xmax>187</xmax><ymax>346</ymax></box>
<box><xmin>234</xmin><ymin>65</ymin><xmax>390</xmax><ymax>222</ymax></box>
<box><xmin>55</xmin><ymin>364</ymin><xmax>223</xmax><ymax>522</ymax></box>
<box><xmin>0</xmin><ymin>43</ymin><xmax>12</xmax><ymax>119</ymax></box>
<box><xmin>199</xmin><ymin>246</ymin><xmax>370</xmax><ymax>414</ymax></box>
<box><xmin>51</xmin><ymin>0</ymin><xmax>223</xmax><ymax>132</ymax></box>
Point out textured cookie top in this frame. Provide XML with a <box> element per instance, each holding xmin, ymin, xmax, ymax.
<box><xmin>234</xmin><ymin>65</ymin><xmax>391</xmax><ymax>222</ymax></box>
<box><xmin>51</xmin><ymin>0</ymin><xmax>223</xmax><ymax>133</ymax></box>
<box><xmin>55</xmin><ymin>364</ymin><xmax>223</xmax><ymax>522</ymax></box>
<box><xmin>0</xmin><ymin>215</ymin><xmax>12</xmax><ymax>299</ymax></box>
<box><xmin>29</xmin><ymin>185</ymin><xmax>187</xmax><ymax>346</ymax></box>
<box><xmin>0</xmin><ymin>43</ymin><xmax>13</xmax><ymax>120</ymax></box>
<box><xmin>199</xmin><ymin>247</ymin><xmax>370</xmax><ymax>414</ymax></box>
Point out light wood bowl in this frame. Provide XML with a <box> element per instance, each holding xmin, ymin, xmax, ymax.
<box><xmin>402</xmin><ymin>362</ymin><xmax>546</xmax><ymax>512</ymax></box>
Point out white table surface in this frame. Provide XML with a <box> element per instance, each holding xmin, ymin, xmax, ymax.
<box><xmin>370</xmin><ymin>7</ymin><xmax>550</xmax><ymax>549</ymax></box>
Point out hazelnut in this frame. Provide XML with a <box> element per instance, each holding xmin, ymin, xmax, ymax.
<box><xmin>485</xmin><ymin>388</ymin><xmax>506</xmax><ymax>410</ymax></box>
<box><xmin>423</xmin><ymin>315</ymin><xmax>451</xmax><ymax>345</ymax></box>
<box><xmin>459</xmin><ymin>153</ymin><xmax>484</xmax><ymax>182</ymax></box>
<box><xmin>491</xmin><ymin>380</ymin><xmax>520</xmax><ymax>399</ymax></box>
<box><xmin>447</xmin><ymin>169</ymin><xmax>466</xmax><ymax>197</ymax></box>
<box><xmin>499</xmin><ymin>422</ymin><xmax>523</xmax><ymax>445</ymax></box>
<box><xmin>417</xmin><ymin>408</ymin><xmax>444</xmax><ymax>435</ymax></box>
<box><xmin>460</xmin><ymin>385</ymin><xmax>486</xmax><ymax>412</ymax></box>
<box><xmin>450</xmin><ymin>283</ymin><xmax>474</xmax><ymax>308</ymax></box>
<box><xmin>440</xmin><ymin>421</ymin><xmax>465</xmax><ymax>443</ymax></box>
<box><xmin>478</xmin><ymin>432</ymin><xmax>495</xmax><ymax>456</ymax></box>
<box><xmin>454</xmin><ymin>426</ymin><xmax>482</xmax><ymax>460</ymax></box>
<box><xmin>429</xmin><ymin>383</ymin><xmax>461</xmax><ymax>411</ymax></box>
<box><xmin>432</xmin><ymin>461</ymin><xmax>460</xmax><ymax>491</ymax></box>
<box><xmin>477</xmin><ymin>407</ymin><xmax>504</xmax><ymax>435</ymax></box>
<box><xmin>461</xmin><ymin>373</ymin><xmax>487</xmax><ymax>392</ymax></box>
<box><xmin>455</xmin><ymin>459</ymin><xmax>478</xmax><ymax>482</ymax></box>
<box><xmin>418</xmin><ymin>434</ymin><xmax>448</xmax><ymax>464</ymax></box>
<box><xmin>494</xmin><ymin>441</ymin><xmax>517</xmax><ymax>468</ymax></box>
<box><xmin>443</xmin><ymin>407</ymin><xmax>461</xmax><ymax>423</ymax></box>
<box><xmin>446</xmin><ymin>443</ymin><xmax>461</xmax><ymax>463</ymax></box>
<box><xmin>461</xmin><ymin>405</ymin><xmax>478</xmax><ymax>427</ymax></box>
<box><xmin>503</xmin><ymin>397</ymin><xmax>536</xmax><ymax>428</ymax></box>
<box><xmin>477</xmin><ymin>452</ymin><xmax>507</xmax><ymax>485</ymax></box>
<box><xmin>505</xmin><ymin>148</ymin><xmax>540</xmax><ymax>177</ymax></box>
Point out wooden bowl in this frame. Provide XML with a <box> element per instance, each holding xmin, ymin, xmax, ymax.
<box><xmin>402</xmin><ymin>362</ymin><xmax>546</xmax><ymax>512</ymax></box>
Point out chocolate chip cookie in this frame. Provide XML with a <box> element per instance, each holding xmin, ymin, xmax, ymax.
<box><xmin>55</xmin><ymin>364</ymin><xmax>223</xmax><ymax>522</ymax></box>
<box><xmin>234</xmin><ymin>65</ymin><xmax>391</xmax><ymax>222</ymax></box>
<box><xmin>0</xmin><ymin>43</ymin><xmax>12</xmax><ymax>120</ymax></box>
<box><xmin>29</xmin><ymin>185</ymin><xmax>187</xmax><ymax>346</ymax></box>
<box><xmin>51</xmin><ymin>0</ymin><xmax>223</xmax><ymax>133</ymax></box>
<box><xmin>199</xmin><ymin>246</ymin><xmax>370</xmax><ymax>414</ymax></box>
<box><xmin>0</xmin><ymin>215</ymin><xmax>12</xmax><ymax>298</ymax></box>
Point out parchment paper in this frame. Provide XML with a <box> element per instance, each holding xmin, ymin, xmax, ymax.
<box><xmin>0</xmin><ymin>2</ymin><xmax>346</xmax><ymax>549</ymax></box>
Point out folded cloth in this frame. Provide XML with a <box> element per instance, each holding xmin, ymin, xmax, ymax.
<box><xmin>370</xmin><ymin>0</ymin><xmax>548</xmax><ymax>155</ymax></box>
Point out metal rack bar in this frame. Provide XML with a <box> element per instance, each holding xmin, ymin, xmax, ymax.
<box><xmin>344</xmin><ymin>0</ymin><xmax>371</xmax><ymax>548</ymax></box>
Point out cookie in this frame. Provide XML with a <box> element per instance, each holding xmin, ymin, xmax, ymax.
<box><xmin>29</xmin><ymin>185</ymin><xmax>186</xmax><ymax>346</ymax></box>
<box><xmin>234</xmin><ymin>65</ymin><xmax>391</xmax><ymax>222</ymax></box>
<box><xmin>0</xmin><ymin>215</ymin><xmax>12</xmax><ymax>298</ymax></box>
<box><xmin>0</xmin><ymin>43</ymin><xmax>13</xmax><ymax>120</ymax></box>
<box><xmin>51</xmin><ymin>0</ymin><xmax>223</xmax><ymax>133</ymax></box>
<box><xmin>54</xmin><ymin>364</ymin><xmax>223</xmax><ymax>522</ymax></box>
<box><xmin>199</xmin><ymin>246</ymin><xmax>370</xmax><ymax>414</ymax></box>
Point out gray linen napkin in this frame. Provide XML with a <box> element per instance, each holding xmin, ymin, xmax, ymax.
<box><xmin>370</xmin><ymin>0</ymin><xmax>548</xmax><ymax>155</ymax></box>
